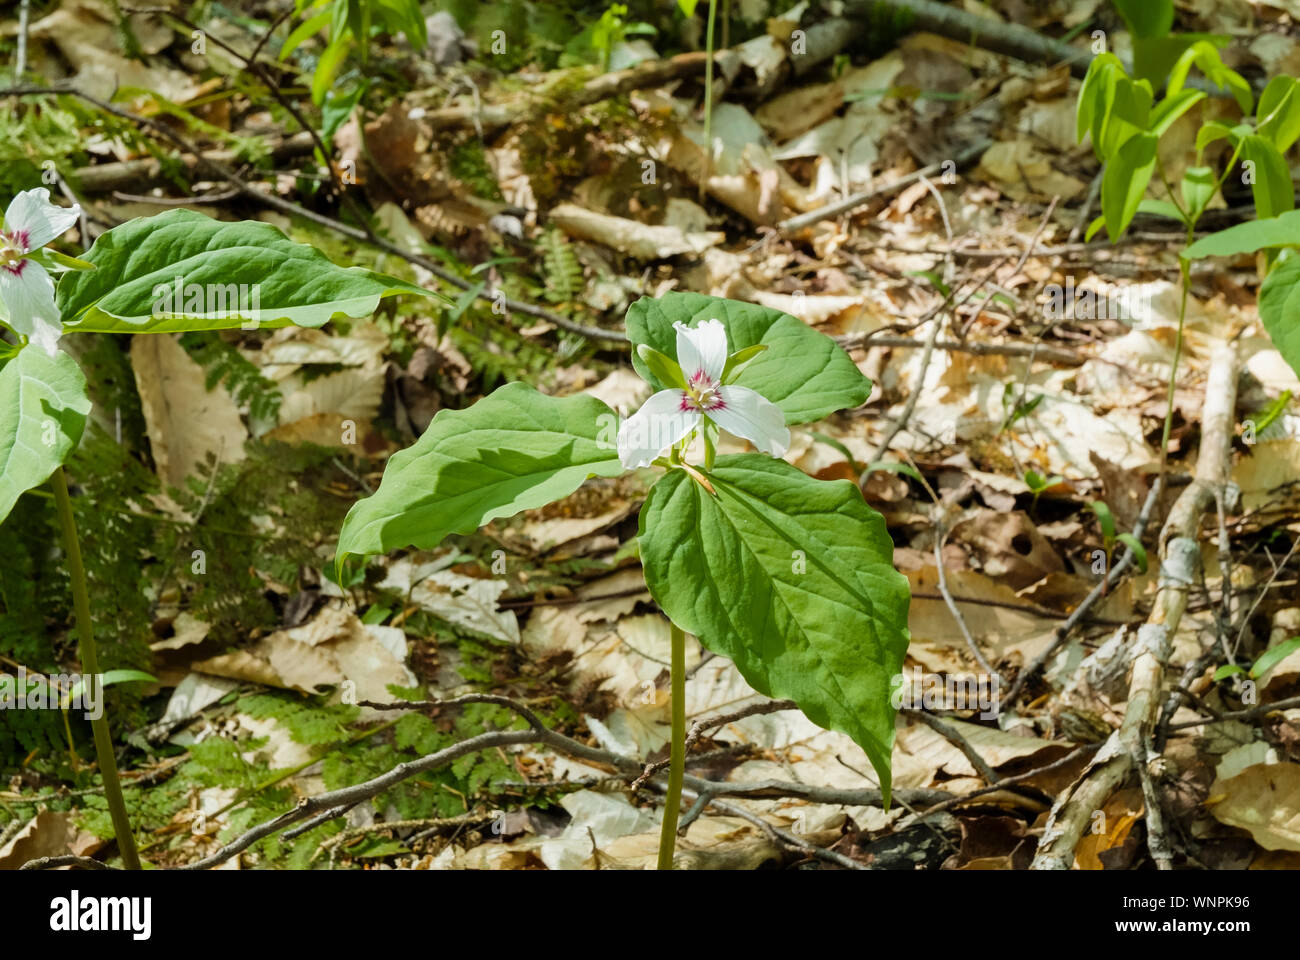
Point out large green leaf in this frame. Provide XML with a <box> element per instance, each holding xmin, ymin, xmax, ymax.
<box><xmin>0</xmin><ymin>347</ymin><xmax>91</xmax><ymax>524</ymax></box>
<box><xmin>1241</xmin><ymin>135</ymin><xmax>1295</xmax><ymax>221</ymax></box>
<box><xmin>1260</xmin><ymin>256</ymin><xmax>1300</xmax><ymax>380</ymax></box>
<box><xmin>1101</xmin><ymin>131</ymin><xmax>1158</xmax><ymax>241</ymax></box>
<box><xmin>336</xmin><ymin>382</ymin><xmax>624</xmax><ymax>563</ymax></box>
<box><xmin>625</xmin><ymin>293</ymin><xmax>872</xmax><ymax>425</ymax></box>
<box><xmin>58</xmin><ymin>209</ymin><xmax>437</xmax><ymax>333</ymax></box>
<box><xmin>1077</xmin><ymin>53</ymin><xmax>1126</xmax><ymax>155</ymax></box>
<box><xmin>1183</xmin><ymin>209</ymin><xmax>1300</xmax><ymax>260</ymax></box>
<box><xmin>1259</xmin><ymin>75</ymin><xmax>1300</xmax><ymax>153</ymax></box>
<box><xmin>1099</xmin><ymin>77</ymin><xmax>1153</xmax><ymax>161</ymax></box>
<box><xmin>639</xmin><ymin>454</ymin><xmax>911</xmax><ymax>800</ymax></box>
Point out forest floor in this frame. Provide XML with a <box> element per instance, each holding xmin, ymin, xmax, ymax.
<box><xmin>2</xmin><ymin>0</ymin><xmax>1300</xmax><ymax>871</ymax></box>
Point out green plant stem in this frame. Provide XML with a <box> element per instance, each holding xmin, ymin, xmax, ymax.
<box><xmin>1158</xmin><ymin>227</ymin><xmax>1196</xmax><ymax>479</ymax></box>
<box><xmin>698</xmin><ymin>0</ymin><xmax>718</xmax><ymax>202</ymax></box>
<box><xmin>50</xmin><ymin>466</ymin><xmax>142</xmax><ymax>870</ymax></box>
<box><xmin>656</xmin><ymin>620</ymin><xmax>687</xmax><ymax>870</ymax></box>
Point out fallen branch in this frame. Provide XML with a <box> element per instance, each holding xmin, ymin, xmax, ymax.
<box><xmin>17</xmin><ymin>694</ymin><xmax>926</xmax><ymax>870</ymax></box>
<box><xmin>1031</xmin><ymin>339</ymin><xmax>1241</xmax><ymax>870</ymax></box>
<box><xmin>844</xmin><ymin>0</ymin><xmax>1091</xmax><ymax>76</ymax></box>
<box><xmin>1165</xmin><ymin>694</ymin><xmax>1300</xmax><ymax>731</ymax></box>
<box><xmin>418</xmin><ymin>49</ymin><xmax>735</xmax><ymax>132</ymax></box>
<box><xmin>902</xmin><ymin>708</ymin><xmax>999</xmax><ymax>784</ymax></box>
<box><xmin>699</xmin><ymin>797</ymin><xmax>867</xmax><ymax>870</ymax></box>
<box><xmin>840</xmin><ymin>333</ymin><xmax>1088</xmax><ymax>366</ymax></box>
<box><xmin>631</xmin><ymin>697</ymin><xmax>799</xmax><ymax>790</ymax></box>
<box><xmin>18</xmin><ymin>854</ymin><xmax>113</xmax><ymax>871</ymax></box>
<box><xmin>71</xmin><ymin>132</ymin><xmax>316</xmax><ymax>194</ymax></box>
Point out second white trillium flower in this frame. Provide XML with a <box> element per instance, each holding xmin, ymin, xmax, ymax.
<box><xmin>617</xmin><ymin>319</ymin><xmax>790</xmax><ymax>469</ymax></box>
<box><xmin>0</xmin><ymin>188</ymin><xmax>82</xmax><ymax>357</ymax></box>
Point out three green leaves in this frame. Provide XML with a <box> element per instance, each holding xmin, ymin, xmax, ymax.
<box><xmin>337</xmin><ymin>291</ymin><xmax>911</xmax><ymax>798</ymax></box>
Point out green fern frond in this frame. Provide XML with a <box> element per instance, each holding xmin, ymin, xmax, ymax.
<box><xmin>538</xmin><ymin>227</ymin><xmax>583</xmax><ymax>304</ymax></box>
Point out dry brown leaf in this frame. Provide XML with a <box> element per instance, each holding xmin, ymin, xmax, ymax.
<box><xmin>895</xmin><ymin>716</ymin><xmax>1070</xmax><ymax>779</ymax></box>
<box><xmin>1208</xmin><ymin>763</ymin><xmax>1300</xmax><ymax>851</ymax></box>
<box><xmin>29</xmin><ymin>0</ymin><xmax>198</xmax><ymax>104</ymax></box>
<box><xmin>131</xmin><ymin>333</ymin><xmax>248</xmax><ymax>487</ymax></box>
<box><xmin>951</xmin><ymin>510</ymin><xmax>1065</xmax><ymax>591</ymax></box>
<box><xmin>978</xmin><ymin>138</ymin><xmax>1086</xmax><ymax>201</ymax></box>
<box><xmin>277</xmin><ymin>367</ymin><xmax>385</xmax><ymax>426</ymax></box>
<box><xmin>1076</xmin><ymin>787</ymin><xmax>1145</xmax><ymax>869</ymax></box>
<box><xmin>0</xmin><ymin>811</ymin><xmax>84</xmax><ymax>870</ymax></box>
<box><xmin>193</xmin><ymin>604</ymin><xmax>414</xmax><ymax>700</ymax></box>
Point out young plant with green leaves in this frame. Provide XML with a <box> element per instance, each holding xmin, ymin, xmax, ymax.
<box><xmin>1023</xmin><ymin>469</ymin><xmax>1064</xmax><ymax>515</ymax></box>
<box><xmin>563</xmin><ymin>3</ymin><xmax>657</xmax><ymax>72</ymax></box>
<box><xmin>0</xmin><ymin>189</ymin><xmax>437</xmax><ymax>868</ymax></box>
<box><xmin>1109</xmin><ymin>0</ymin><xmax>1230</xmax><ymax>92</ymax></box>
<box><xmin>1213</xmin><ymin>637</ymin><xmax>1300</xmax><ymax>684</ymax></box>
<box><xmin>1077</xmin><ymin>27</ymin><xmax>1299</xmax><ymax>493</ymax></box>
<box><xmin>1076</xmin><ymin>41</ymin><xmax>1289</xmax><ymax>246</ymax></box>
<box><xmin>335</xmin><ymin>291</ymin><xmax>912</xmax><ymax>869</ymax></box>
<box><xmin>282</xmin><ymin>0</ymin><xmax>428</xmax><ymax>106</ymax></box>
<box><xmin>1088</xmin><ymin>500</ymin><xmax>1148</xmax><ymax>578</ymax></box>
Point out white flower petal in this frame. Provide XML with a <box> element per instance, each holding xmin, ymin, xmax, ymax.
<box><xmin>25</xmin><ymin>316</ymin><xmax>63</xmax><ymax>358</ymax></box>
<box><xmin>0</xmin><ymin>260</ymin><xmax>62</xmax><ymax>356</ymax></box>
<box><xmin>617</xmin><ymin>389</ymin><xmax>700</xmax><ymax>468</ymax></box>
<box><xmin>4</xmin><ymin>188</ymin><xmax>80</xmax><ymax>252</ymax></box>
<box><xmin>708</xmin><ymin>385</ymin><xmax>791</xmax><ymax>457</ymax></box>
<box><xmin>673</xmin><ymin>318</ymin><xmax>728</xmax><ymax>382</ymax></box>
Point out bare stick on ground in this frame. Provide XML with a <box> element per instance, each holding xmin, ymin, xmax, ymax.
<box><xmin>1030</xmin><ymin>339</ymin><xmax>1241</xmax><ymax>870</ymax></box>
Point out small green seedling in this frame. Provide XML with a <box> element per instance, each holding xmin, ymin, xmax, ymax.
<box><xmin>1024</xmin><ymin>470</ymin><xmax>1065</xmax><ymax>514</ymax></box>
<box><xmin>1088</xmin><ymin>500</ymin><xmax>1148</xmax><ymax>577</ymax></box>
<box><xmin>1213</xmin><ymin>637</ymin><xmax>1300</xmax><ymax>683</ymax></box>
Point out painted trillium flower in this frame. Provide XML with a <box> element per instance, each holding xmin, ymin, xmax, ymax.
<box><xmin>0</xmin><ymin>188</ymin><xmax>83</xmax><ymax>357</ymax></box>
<box><xmin>617</xmin><ymin>319</ymin><xmax>790</xmax><ymax>469</ymax></box>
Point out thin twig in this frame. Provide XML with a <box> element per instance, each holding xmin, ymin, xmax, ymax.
<box><xmin>19</xmin><ymin>854</ymin><xmax>113</xmax><ymax>871</ymax></box>
<box><xmin>1166</xmin><ymin>695</ymin><xmax>1300</xmax><ymax>731</ymax></box>
<box><xmin>778</xmin><ymin>140</ymin><xmax>990</xmax><ymax>232</ymax></box>
<box><xmin>933</xmin><ymin>526</ymin><xmax>999</xmax><ymax>678</ymax></box>
<box><xmin>901</xmin><ymin>708</ymin><xmax>1000</xmax><ymax>783</ymax></box>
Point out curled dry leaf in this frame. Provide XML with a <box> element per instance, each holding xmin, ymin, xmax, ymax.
<box><xmin>1208</xmin><ymin>763</ymin><xmax>1300</xmax><ymax>852</ymax></box>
